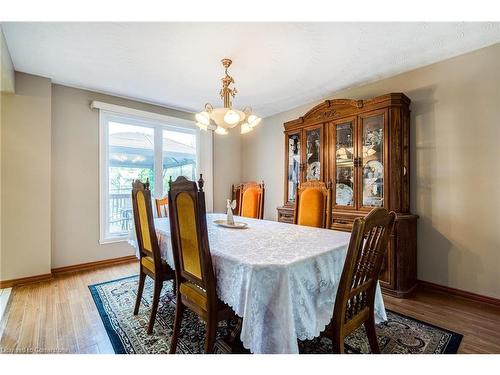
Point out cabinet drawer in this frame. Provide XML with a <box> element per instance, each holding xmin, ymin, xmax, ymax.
<box><xmin>278</xmin><ymin>212</ymin><xmax>294</xmax><ymax>223</ymax></box>
<box><xmin>277</xmin><ymin>206</ymin><xmax>295</xmax><ymax>223</ymax></box>
<box><xmin>331</xmin><ymin>217</ymin><xmax>354</xmax><ymax>231</ymax></box>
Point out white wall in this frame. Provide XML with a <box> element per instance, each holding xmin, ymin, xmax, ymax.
<box><xmin>242</xmin><ymin>43</ymin><xmax>500</xmax><ymax>299</ymax></box>
<box><xmin>1</xmin><ymin>72</ymin><xmax>52</xmax><ymax>280</ymax></box>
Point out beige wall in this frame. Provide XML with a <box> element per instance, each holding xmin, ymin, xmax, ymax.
<box><xmin>1</xmin><ymin>73</ymin><xmax>234</xmax><ymax>275</ymax></box>
<box><xmin>242</xmin><ymin>43</ymin><xmax>500</xmax><ymax>299</ymax></box>
<box><xmin>213</xmin><ymin>128</ymin><xmax>241</xmax><ymax>212</ymax></box>
<box><xmin>0</xmin><ymin>26</ymin><xmax>15</xmax><ymax>94</ymax></box>
<box><xmin>1</xmin><ymin>72</ymin><xmax>52</xmax><ymax>280</ymax></box>
<box><xmin>51</xmin><ymin>84</ymin><xmax>233</xmax><ymax>268</ymax></box>
<box><xmin>2</xmin><ymin>42</ymin><xmax>498</xmax><ymax>300</ymax></box>
<box><xmin>0</xmin><ymin>26</ymin><xmax>15</xmax><ymax>278</ymax></box>
<box><xmin>51</xmin><ymin>84</ymin><xmax>194</xmax><ymax>268</ymax></box>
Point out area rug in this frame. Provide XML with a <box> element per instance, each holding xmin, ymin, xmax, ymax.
<box><xmin>89</xmin><ymin>275</ymin><xmax>462</xmax><ymax>354</ymax></box>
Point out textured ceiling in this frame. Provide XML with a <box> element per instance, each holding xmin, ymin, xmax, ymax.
<box><xmin>2</xmin><ymin>22</ymin><xmax>500</xmax><ymax>117</ymax></box>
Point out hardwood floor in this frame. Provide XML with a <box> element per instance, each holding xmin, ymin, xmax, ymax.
<box><xmin>0</xmin><ymin>262</ymin><xmax>137</xmax><ymax>354</ymax></box>
<box><xmin>384</xmin><ymin>289</ymin><xmax>500</xmax><ymax>353</ymax></box>
<box><xmin>1</xmin><ymin>261</ymin><xmax>499</xmax><ymax>354</ymax></box>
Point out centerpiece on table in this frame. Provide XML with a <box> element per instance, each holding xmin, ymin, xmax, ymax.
<box><xmin>213</xmin><ymin>199</ymin><xmax>248</xmax><ymax>229</ymax></box>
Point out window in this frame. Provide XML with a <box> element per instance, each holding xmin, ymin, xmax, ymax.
<box><xmin>96</xmin><ymin>103</ymin><xmax>212</xmax><ymax>243</ymax></box>
<box><xmin>162</xmin><ymin>129</ymin><xmax>197</xmax><ymax>192</ymax></box>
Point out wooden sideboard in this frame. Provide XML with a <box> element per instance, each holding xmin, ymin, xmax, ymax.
<box><xmin>277</xmin><ymin>93</ymin><xmax>418</xmax><ymax>298</ymax></box>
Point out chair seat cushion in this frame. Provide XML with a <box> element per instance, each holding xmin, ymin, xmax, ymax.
<box><xmin>179</xmin><ymin>281</ymin><xmax>208</xmax><ymax>311</ymax></box>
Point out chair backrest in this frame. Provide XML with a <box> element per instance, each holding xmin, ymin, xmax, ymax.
<box><xmin>168</xmin><ymin>175</ymin><xmax>217</xmax><ymax>301</ymax></box>
<box><xmin>155</xmin><ymin>197</ymin><xmax>169</xmax><ymax>218</ymax></box>
<box><xmin>240</xmin><ymin>181</ymin><xmax>265</xmax><ymax>219</ymax></box>
<box><xmin>131</xmin><ymin>179</ymin><xmax>162</xmax><ymax>271</ymax></box>
<box><xmin>332</xmin><ymin>208</ymin><xmax>396</xmax><ymax>333</ymax></box>
<box><xmin>294</xmin><ymin>180</ymin><xmax>331</xmax><ymax>228</ymax></box>
<box><xmin>231</xmin><ymin>183</ymin><xmax>242</xmax><ymax>216</ymax></box>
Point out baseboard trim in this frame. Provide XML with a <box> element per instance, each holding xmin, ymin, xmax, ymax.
<box><xmin>418</xmin><ymin>280</ymin><xmax>500</xmax><ymax>308</ymax></box>
<box><xmin>0</xmin><ymin>255</ymin><xmax>138</xmax><ymax>288</ymax></box>
<box><xmin>382</xmin><ymin>283</ymin><xmax>418</xmax><ymax>298</ymax></box>
<box><xmin>52</xmin><ymin>255</ymin><xmax>138</xmax><ymax>275</ymax></box>
<box><xmin>0</xmin><ymin>273</ymin><xmax>53</xmax><ymax>289</ymax></box>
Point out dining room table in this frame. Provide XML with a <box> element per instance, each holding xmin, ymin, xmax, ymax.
<box><xmin>129</xmin><ymin>212</ymin><xmax>387</xmax><ymax>354</ymax></box>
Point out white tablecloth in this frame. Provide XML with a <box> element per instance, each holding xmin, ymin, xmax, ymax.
<box><xmin>129</xmin><ymin>213</ymin><xmax>387</xmax><ymax>353</ymax></box>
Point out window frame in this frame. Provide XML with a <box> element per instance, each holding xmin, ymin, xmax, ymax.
<box><xmin>96</xmin><ymin>102</ymin><xmax>212</xmax><ymax>244</ymax></box>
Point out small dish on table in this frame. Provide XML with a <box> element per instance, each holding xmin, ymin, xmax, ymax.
<box><xmin>213</xmin><ymin>219</ymin><xmax>248</xmax><ymax>229</ymax></box>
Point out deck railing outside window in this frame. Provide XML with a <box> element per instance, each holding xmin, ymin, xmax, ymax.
<box><xmin>109</xmin><ymin>192</ymin><xmax>133</xmax><ymax>234</ymax></box>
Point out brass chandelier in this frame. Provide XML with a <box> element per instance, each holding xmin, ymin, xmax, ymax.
<box><xmin>195</xmin><ymin>58</ymin><xmax>261</xmax><ymax>135</ymax></box>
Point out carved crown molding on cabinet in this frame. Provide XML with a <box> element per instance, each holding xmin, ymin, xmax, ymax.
<box><xmin>284</xmin><ymin>93</ymin><xmax>411</xmax><ymax>131</ymax></box>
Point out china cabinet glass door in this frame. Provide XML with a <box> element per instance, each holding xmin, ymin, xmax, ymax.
<box><xmin>286</xmin><ymin>132</ymin><xmax>301</xmax><ymax>203</ymax></box>
<box><xmin>358</xmin><ymin>110</ymin><xmax>387</xmax><ymax>209</ymax></box>
<box><xmin>303</xmin><ymin>125</ymin><xmax>323</xmax><ymax>182</ymax></box>
<box><xmin>332</xmin><ymin>118</ymin><xmax>356</xmax><ymax>208</ymax></box>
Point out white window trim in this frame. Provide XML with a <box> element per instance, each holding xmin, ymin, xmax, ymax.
<box><xmin>94</xmin><ymin>101</ymin><xmax>213</xmax><ymax>244</ymax></box>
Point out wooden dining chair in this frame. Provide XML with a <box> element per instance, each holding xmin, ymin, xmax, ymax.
<box><xmin>293</xmin><ymin>180</ymin><xmax>331</xmax><ymax>228</ymax></box>
<box><xmin>155</xmin><ymin>197</ymin><xmax>168</xmax><ymax>217</ymax></box>
<box><xmin>131</xmin><ymin>179</ymin><xmax>175</xmax><ymax>334</ymax></box>
<box><xmin>231</xmin><ymin>183</ymin><xmax>242</xmax><ymax>217</ymax></box>
<box><xmin>168</xmin><ymin>175</ymin><xmax>235</xmax><ymax>354</ymax></box>
<box><xmin>322</xmin><ymin>207</ymin><xmax>396</xmax><ymax>353</ymax></box>
<box><xmin>239</xmin><ymin>181</ymin><xmax>265</xmax><ymax>219</ymax></box>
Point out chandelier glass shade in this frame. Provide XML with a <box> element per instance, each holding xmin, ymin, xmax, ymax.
<box><xmin>195</xmin><ymin>59</ymin><xmax>261</xmax><ymax>135</ymax></box>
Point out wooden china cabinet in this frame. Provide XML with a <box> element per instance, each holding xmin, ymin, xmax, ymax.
<box><xmin>277</xmin><ymin>93</ymin><xmax>418</xmax><ymax>298</ymax></box>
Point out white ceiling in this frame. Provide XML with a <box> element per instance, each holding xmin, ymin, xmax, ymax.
<box><xmin>2</xmin><ymin>22</ymin><xmax>500</xmax><ymax>117</ymax></box>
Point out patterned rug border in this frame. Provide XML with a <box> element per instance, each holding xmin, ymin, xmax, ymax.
<box><xmin>89</xmin><ymin>275</ymin><xmax>463</xmax><ymax>354</ymax></box>
<box><xmin>89</xmin><ymin>275</ymin><xmax>138</xmax><ymax>354</ymax></box>
<box><xmin>377</xmin><ymin>309</ymin><xmax>462</xmax><ymax>354</ymax></box>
